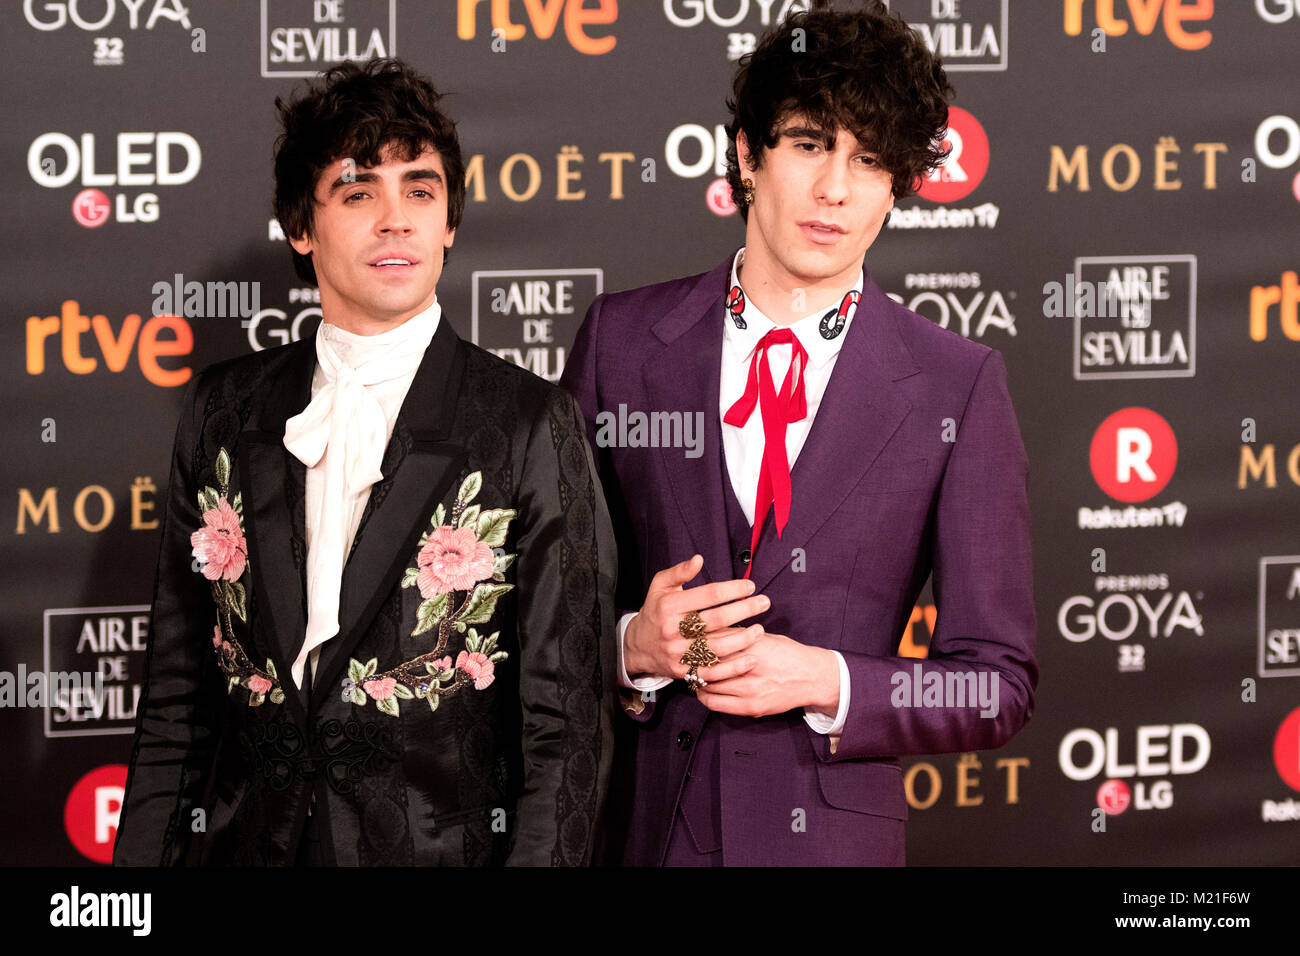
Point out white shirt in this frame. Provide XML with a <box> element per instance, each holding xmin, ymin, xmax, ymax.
<box><xmin>295</xmin><ymin>301</ymin><xmax>441</xmax><ymax>685</ymax></box>
<box><xmin>618</xmin><ymin>249</ymin><xmax>856</xmax><ymax>735</ymax></box>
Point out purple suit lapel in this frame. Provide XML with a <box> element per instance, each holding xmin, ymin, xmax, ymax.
<box><xmin>640</xmin><ymin>258</ymin><xmax>734</xmax><ymax>586</ymax></box>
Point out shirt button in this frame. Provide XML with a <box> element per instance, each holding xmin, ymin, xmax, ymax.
<box><xmin>677</xmin><ymin>730</ymin><xmax>694</xmax><ymax>751</ymax></box>
<box><xmin>739</xmin><ymin>549</ymin><xmax>751</xmax><ymax>564</ymax></box>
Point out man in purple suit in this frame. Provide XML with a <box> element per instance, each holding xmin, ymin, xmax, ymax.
<box><xmin>561</xmin><ymin>0</ymin><xmax>1037</xmax><ymax>865</ymax></box>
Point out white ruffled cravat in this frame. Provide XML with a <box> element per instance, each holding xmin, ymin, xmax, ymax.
<box><xmin>282</xmin><ymin>303</ymin><xmax>438</xmax><ymax>689</ymax></box>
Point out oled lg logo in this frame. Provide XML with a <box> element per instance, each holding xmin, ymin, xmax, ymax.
<box><xmin>27</xmin><ymin>132</ymin><xmax>202</xmax><ymax>226</ymax></box>
<box><xmin>1060</xmin><ymin>723</ymin><xmax>1211</xmax><ymax>814</ymax></box>
<box><xmin>1252</xmin><ymin>115</ymin><xmax>1300</xmax><ymax>203</ymax></box>
<box><xmin>1079</xmin><ymin>407</ymin><xmax>1186</xmax><ymax>529</ymax></box>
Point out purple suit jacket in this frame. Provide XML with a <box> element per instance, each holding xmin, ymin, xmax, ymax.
<box><xmin>560</xmin><ymin>254</ymin><xmax>1037</xmax><ymax>865</ymax></box>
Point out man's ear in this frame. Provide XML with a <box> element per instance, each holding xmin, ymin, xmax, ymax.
<box><xmin>288</xmin><ymin>232</ymin><xmax>312</xmax><ymax>256</ymax></box>
<box><xmin>736</xmin><ymin>130</ymin><xmax>754</xmax><ymax>176</ymax></box>
<box><xmin>444</xmin><ymin>226</ymin><xmax>456</xmax><ymax>250</ymax></box>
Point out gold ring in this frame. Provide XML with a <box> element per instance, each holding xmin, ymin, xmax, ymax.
<box><xmin>684</xmin><ymin>666</ymin><xmax>705</xmax><ymax>692</ymax></box>
<box><xmin>678</xmin><ymin>610</ymin><xmax>706</xmax><ymax>641</ymax></box>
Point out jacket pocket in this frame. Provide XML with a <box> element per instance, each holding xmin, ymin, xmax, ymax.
<box><xmin>813</xmin><ymin>758</ymin><xmax>908</xmax><ymax>821</ymax></box>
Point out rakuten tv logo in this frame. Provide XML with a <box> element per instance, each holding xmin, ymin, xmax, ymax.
<box><xmin>916</xmin><ymin>106</ymin><xmax>989</xmax><ymax>204</ymax></box>
<box><xmin>64</xmin><ymin>764</ymin><xmax>127</xmax><ymax>864</ymax></box>
<box><xmin>1090</xmin><ymin>407</ymin><xmax>1177</xmax><ymax>502</ymax></box>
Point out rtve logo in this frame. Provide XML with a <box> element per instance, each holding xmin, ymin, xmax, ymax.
<box><xmin>1250</xmin><ymin>270</ymin><xmax>1299</xmax><ymax>341</ymax></box>
<box><xmin>26</xmin><ymin>300</ymin><xmax>193</xmax><ymax>387</ymax></box>
<box><xmin>456</xmin><ymin>0</ymin><xmax>618</xmax><ymax>55</ymax></box>
<box><xmin>1090</xmin><ymin>407</ymin><xmax>1178</xmax><ymax>502</ymax></box>
<box><xmin>1063</xmin><ymin>0</ymin><xmax>1214</xmax><ymax>51</ymax></box>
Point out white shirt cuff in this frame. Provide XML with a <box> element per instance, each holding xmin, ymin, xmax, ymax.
<box><xmin>803</xmin><ymin>650</ymin><xmax>850</xmax><ymax>735</ymax></box>
<box><xmin>617</xmin><ymin>611</ymin><xmax>673</xmax><ymax>693</ymax></box>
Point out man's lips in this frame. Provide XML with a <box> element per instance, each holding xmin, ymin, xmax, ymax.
<box><xmin>799</xmin><ymin>221</ymin><xmax>846</xmax><ymax>243</ymax></box>
<box><xmin>368</xmin><ymin>256</ymin><xmax>420</xmax><ymax>267</ymax></box>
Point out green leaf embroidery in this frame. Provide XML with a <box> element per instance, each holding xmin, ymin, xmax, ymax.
<box><xmin>457</xmin><ymin>582</ymin><xmax>513</xmax><ymax>627</ymax></box>
<box><xmin>348</xmin><ymin>658</ymin><xmax>366</xmax><ymax>683</ymax></box>
<box><xmin>269</xmin><ymin>688</ymin><xmax>285</xmax><ymax>705</ymax></box>
<box><xmin>352</xmin><ymin>687</ymin><xmax>367</xmax><ymax>706</ymax></box>
<box><xmin>363</xmin><ymin>658</ymin><xmax>378</xmax><ymax>678</ymax></box>
<box><xmin>215</xmin><ymin>448</ymin><xmax>231</xmax><ymax>489</ymax></box>
<box><xmin>393</xmin><ymin>684</ymin><xmax>414</xmax><ymax>700</ymax></box>
<box><xmin>231</xmin><ymin>491</ymin><xmax>243</xmax><ymax>515</ymax></box>
<box><xmin>458</xmin><ymin>504</ymin><xmax>481</xmax><ymax>531</ymax></box>
<box><xmin>412</xmin><ymin>592</ymin><xmax>451</xmax><ymax>637</ymax></box>
<box><xmin>488</xmin><ymin>652</ymin><xmax>508</xmax><ymax>663</ymax></box>
<box><xmin>401</xmin><ymin>567</ymin><xmax>419</xmax><ymax>589</ymax></box>
<box><xmin>477</xmin><ymin>509</ymin><xmax>516</xmax><ymax>549</ymax></box>
<box><xmin>456</xmin><ymin>472</ymin><xmax>482</xmax><ymax>507</ymax></box>
<box><xmin>376</xmin><ymin>696</ymin><xmax>399</xmax><ymax>717</ymax></box>
<box><xmin>426</xmin><ymin>692</ymin><xmax>441</xmax><ymax>714</ymax></box>
<box><xmin>227</xmin><ymin>581</ymin><xmax>247</xmax><ymax>622</ymax></box>
<box><xmin>432</xmin><ymin>503</ymin><xmax>445</xmax><ymax>527</ymax></box>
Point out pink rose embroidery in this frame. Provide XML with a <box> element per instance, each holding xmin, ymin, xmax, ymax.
<box><xmin>456</xmin><ymin>650</ymin><xmax>495</xmax><ymax>691</ymax></box>
<box><xmin>212</xmin><ymin>626</ymin><xmax>222</xmax><ymax>648</ymax></box>
<box><xmin>191</xmin><ymin>498</ymin><xmax>247</xmax><ymax>581</ymax></box>
<box><xmin>246</xmin><ymin>674</ymin><xmax>273</xmax><ymax>695</ymax></box>
<box><xmin>434</xmin><ymin>656</ymin><xmax>453</xmax><ymax>673</ymax></box>
<box><xmin>417</xmin><ymin>525</ymin><xmax>494</xmax><ymax>597</ymax></box>
<box><xmin>363</xmin><ymin>677</ymin><xmax>397</xmax><ymax>701</ymax></box>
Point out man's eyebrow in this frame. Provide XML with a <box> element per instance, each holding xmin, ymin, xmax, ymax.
<box><xmin>780</xmin><ymin>125</ymin><xmax>835</xmax><ymax>146</ymax></box>
<box><xmin>327</xmin><ymin>168</ymin><xmax>444</xmax><ymax>194</ymax></box>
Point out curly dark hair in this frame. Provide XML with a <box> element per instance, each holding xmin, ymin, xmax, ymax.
<box><xmin>273</xmin><ymin>57</ymin><xmax>466</xmax><ymax>285</ymax></box>
<box><xmin>724</xmin><ymin>0</ymin><xmax>954</xmax><ymax>219</ymax></box>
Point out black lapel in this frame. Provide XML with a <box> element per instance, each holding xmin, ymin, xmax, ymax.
<box><xmin>309</xmin><ymin>316</ymin><xmax>468</xmax><ymax>710</ymax></box>
<box><xmin>239</xmin><ymin>338</ymin><xmax>315</xmax><ymax>726</ymax></box>
<box><xmin>641</xmin><ymin>258</ymin><xmax>735</xmax><ymax>587</ymax></box>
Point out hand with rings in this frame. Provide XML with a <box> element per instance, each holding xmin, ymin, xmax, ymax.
<box><xmin>624</xmin><ymin>554</ymin><xmax>768</xmax><ymax>689</ymax></box>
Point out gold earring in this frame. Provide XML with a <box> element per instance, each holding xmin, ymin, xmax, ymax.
<box><xmin>741</xmin><ymin>178</ymin><xmax>755</xmax><ymax>205</ymax></box>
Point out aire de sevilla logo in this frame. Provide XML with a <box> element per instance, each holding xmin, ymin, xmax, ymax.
<box><xmin>916</xmin><ymin>106</ymin><xmax>990</xmax><ymax>204</ymax></box>
<box><xmin>1090</xmin><ymin>407</ymin><xmax>1178</xmax><ymax>502</ymax></box>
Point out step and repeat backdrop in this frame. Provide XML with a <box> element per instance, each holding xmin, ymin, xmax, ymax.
<box><xmin>2</xmin><ymin>1</ymin><xmax>1298</xmax><ymax>866</ymax></box>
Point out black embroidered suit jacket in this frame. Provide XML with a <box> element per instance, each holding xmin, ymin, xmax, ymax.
<box><xmin>113</xmin><ymin>316</ymin><xmax>616</xmax><ymax>866</ymax></box>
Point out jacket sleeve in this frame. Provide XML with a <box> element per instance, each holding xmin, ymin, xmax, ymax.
<box><xmin>559</xmin><ymin>294</ymin><xmax>657</xmax><ymax>723</ymax></box>
<box><xmin>811</xmin><ymin>349</ymin><xmax>1038</xmax><ymax>763</ymax></box>
<box><xmin>505</xmin><ymin>384</ymin><xmax>618</xmax><ymax>865</ymax></box>
<box><xmin>114</xmin><ymin>371</ymin><xmax>222</xmax><ymax>865</ymax></box>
